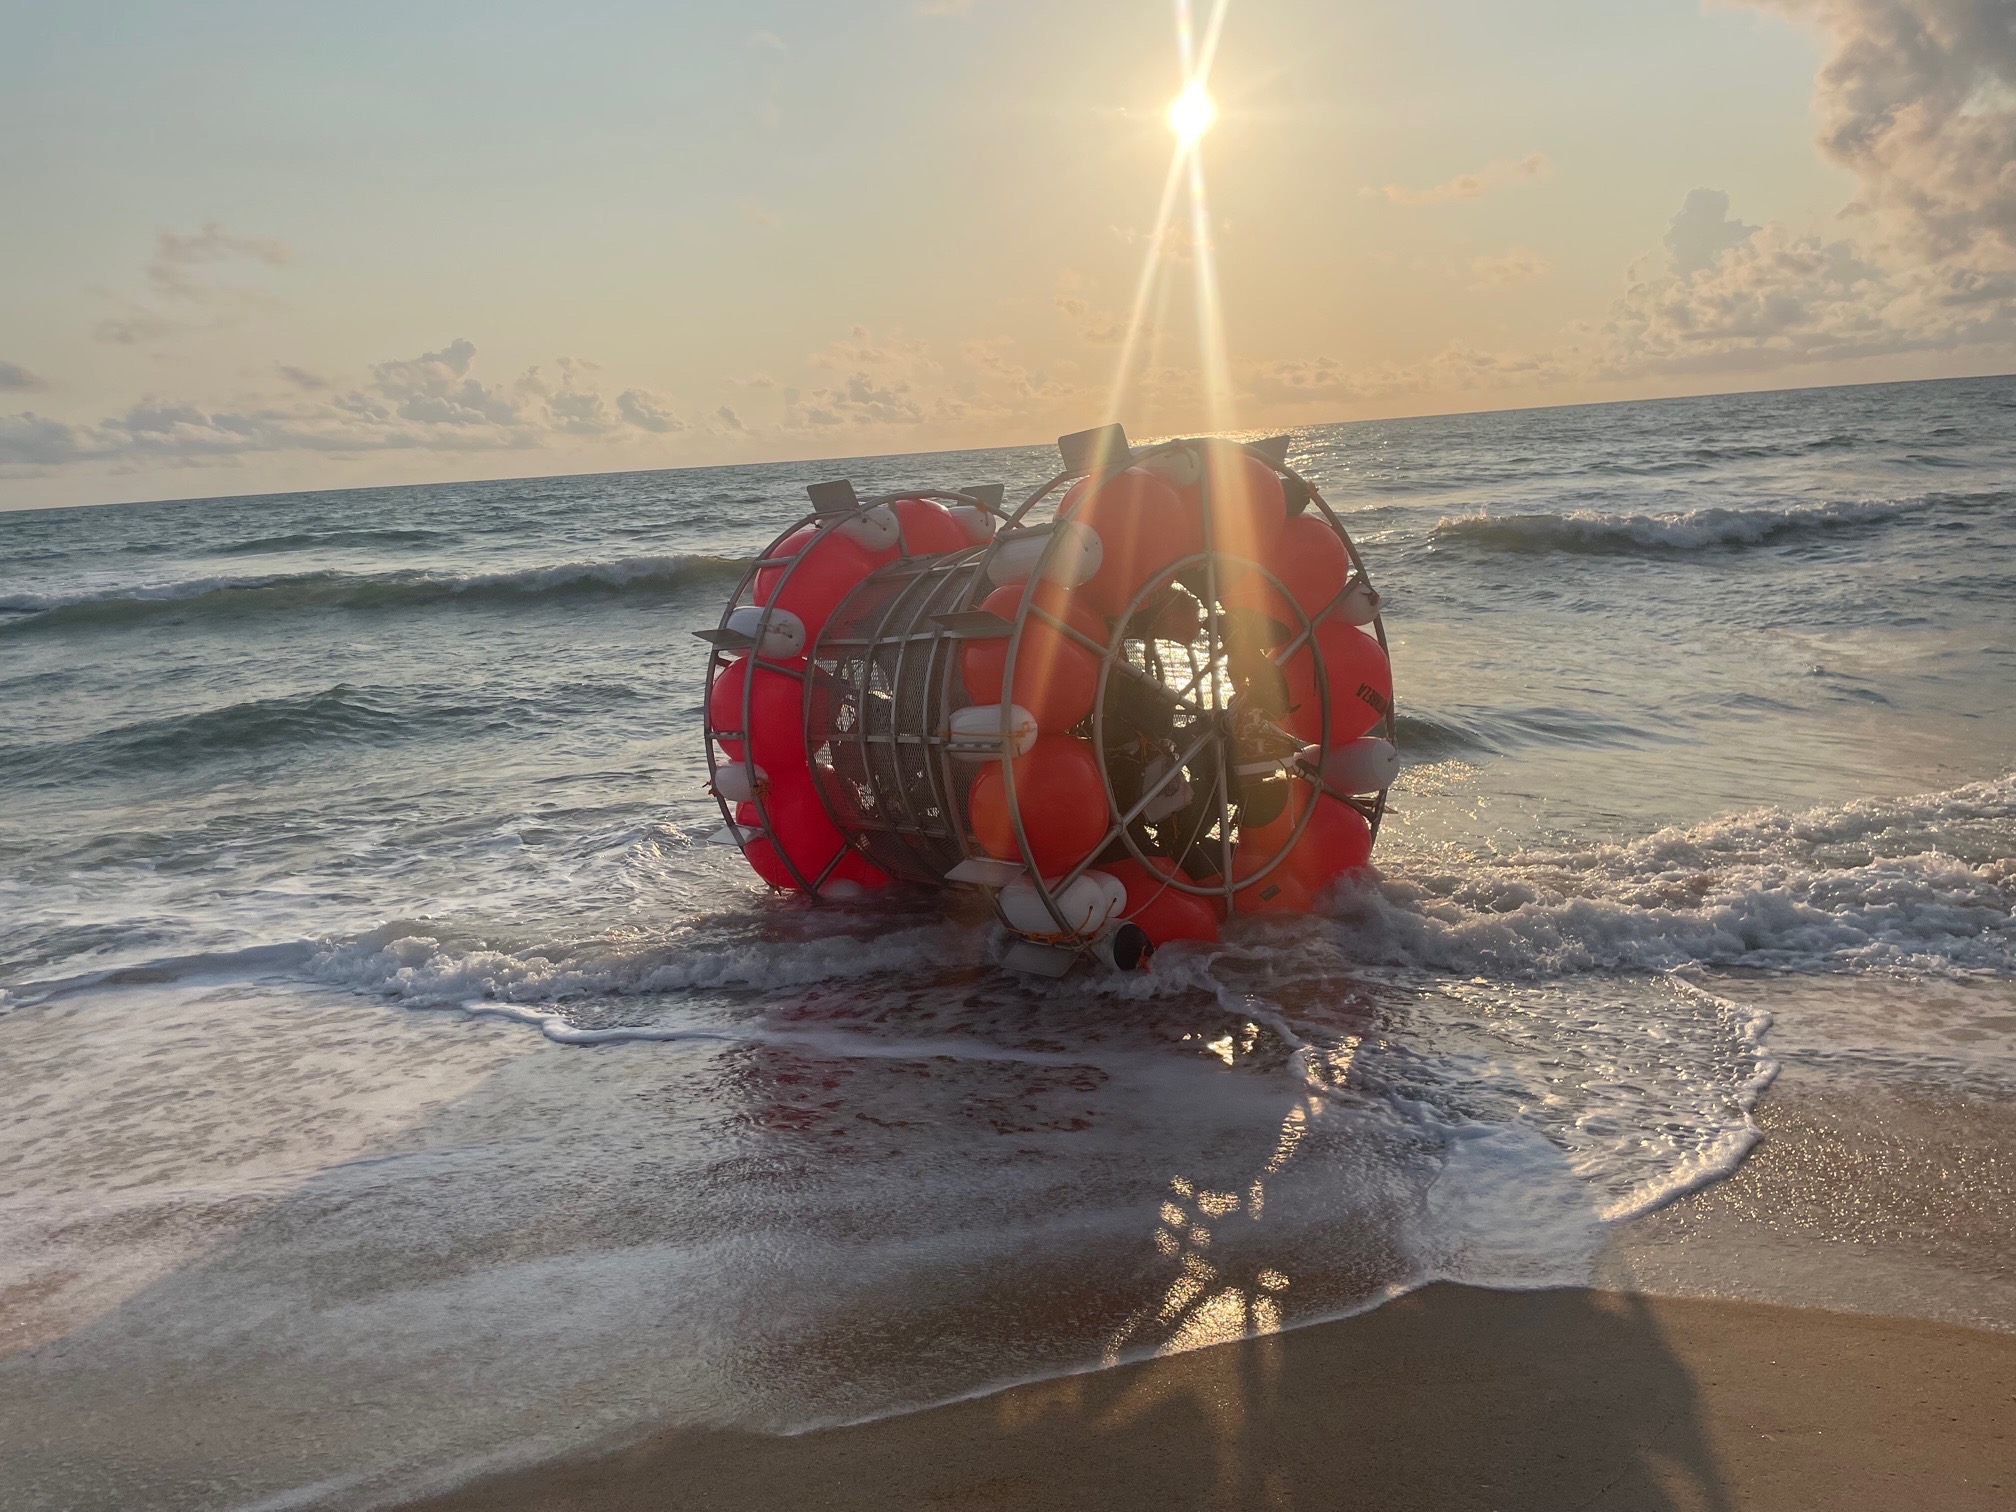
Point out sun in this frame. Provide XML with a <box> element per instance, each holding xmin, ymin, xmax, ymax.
<box><xmin>1165</xmin><ymin>81</ymin><xmax>1217</xmax><ymax>148</ymax></box>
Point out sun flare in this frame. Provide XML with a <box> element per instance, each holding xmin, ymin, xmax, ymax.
<box><xmin>1165</xmin><ymin>82</ymin><xmax>1217</xmax><ymax>148</ymax></box>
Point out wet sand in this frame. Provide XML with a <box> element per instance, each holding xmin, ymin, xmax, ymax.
<box><xmin>399</xmin><ymin>1284</ymin><xmax>2015</xmax><ymax>1512</ymax></box>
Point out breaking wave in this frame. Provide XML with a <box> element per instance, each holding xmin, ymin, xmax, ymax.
<box><xmin>0</xmin><ymin>553</ymin><xmax>750</xmax><ymax>633</ymax></box>
<box><xmin>1428</xmin><ymin>490</ymin><xmax>2007</xmax><ymax>556</ymax></box>
<box><xmin>1332</xmin><ymin>774</ymin><xmax>2016</xmax><ymax>977</ymax></box>
<box><xmin>295</xmin><ymin>776</ymin><xmax>2016</xmax><ymax>1054</ymax></box>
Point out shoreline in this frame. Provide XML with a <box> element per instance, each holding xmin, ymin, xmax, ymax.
<box><xmin>395</xmin><ymin>1284</ymin><xmax>2015</xmax><ymax>1512</ymax></box>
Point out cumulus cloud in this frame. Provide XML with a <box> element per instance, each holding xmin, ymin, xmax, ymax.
<box><xmin>1665</xmin><ymin>189</ymin><xmax>1762</xmax><ymax>277</ymax></box>
<box><xmin>1270</xmin><ymin>0</ymin><xmax>2016</xmax><ymax>410</ymax></box>
<box><xmin>0</xmin><ymin>340</ymin><xmax>690</xmax><ymax>470</ymax></box>
<box><xmin>1601</xmin><ymin>217</ymin><xmax>1900</xmax><ymax>372</ymax></box>
<box><xmin>618</xmin><ymin>388</ymin><xmax>684</xmax><ymax>432</ymax></box>
<box><xmin>0</xmin><ymin>361</ymin><xmax>46</xmax><ymax>392</ymax></box>
<box><xmin>781</xmin><ymin>325</ymin><xmax>940</xmax><ymax>430</ymax></box>
<box><xmin>1378</xmin><ymin>152</ymin><xmax>1552</xmax><ymax>207</ymax></box>
<box><xmin>1749</xmin><ymin>0</ymin><xmax>2016</xmax><ymax>306</ymax></box>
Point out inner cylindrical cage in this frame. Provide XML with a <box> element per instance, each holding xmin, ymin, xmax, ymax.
<box><xmin>808</xmin><ymin>549</ymin><xmax>991</xmax><ymax>883</ymax></box>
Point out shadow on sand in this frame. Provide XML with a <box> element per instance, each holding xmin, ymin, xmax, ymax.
<box><xmin>409</xmin><ymin>1282</ymin><xmax>1739</xmax><ymax>1512</ymax></box>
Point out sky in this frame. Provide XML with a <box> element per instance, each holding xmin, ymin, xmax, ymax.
<box><xmin>2</xmin><ymin>0</ymin><xmax>2013</xmax><ymax>510</ymax></box>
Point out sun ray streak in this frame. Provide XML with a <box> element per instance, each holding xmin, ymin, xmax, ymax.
<box><xmin>1105</xmin><ymin>150</ymin><xmax>1190</xmax><ymax>423</ymax></box>
<box><xmin>1108</xmin><ymin>0</ymin><xmax>1235</xmax><ymax>429</ymax></box>
<box><xmin>1186</xmin><ymin>150</ymin><xmax>1234</xmax><ymax>429</ymax></box>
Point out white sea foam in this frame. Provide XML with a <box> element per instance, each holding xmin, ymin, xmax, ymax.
<box><xmin>1427</xmin><ymin>492</ymin><xmax>1978</xmax><ymax>554</ymax></box>
<box><xmin>0</xmin><ymin>553</ymin><xmax>745</xmax><ymax>619</ymax></box>
<box><xmin>1331</xmin><ymin>774</ymin><xmax>2016</xmax><ymax>977</ymax></box>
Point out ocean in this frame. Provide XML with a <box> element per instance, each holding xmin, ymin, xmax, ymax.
<box><xmin>3</xmin><ymin>374</ymin><xmax>2013</xmax><ymax>1511</ymax></box>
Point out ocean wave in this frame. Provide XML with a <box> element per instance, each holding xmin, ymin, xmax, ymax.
<box><xmin>1391</xmin><ymin>710</ymin><xmax>1498</xmax><ymax>759</ymax></box>
<box><xmin>307</xmin><ymin>918</ymin><xmax>988</xmax><ymax>1010</ymax></box>
<box><xmin>1427</xmin><ymin>491</ymin><xmax>2007</xmax><ymax>556</ymax></box>
<box><xmin>0</xmin><ymin>680</ymin><xmax>647</xmax><ymax>783</ymax></box>
<box><xmin>212</xmin><ymin>527</ymin><xmax>455</xmax><ymax>556</ymax></box>
<box><xmin>0</xmin><ymin>553</ymin><xmax>750</xmax><ymax>633</ymax></box>
<box><xmin>1391</xmin><ymin>705</ymin><xmax>1668</xmax><ymax>759</ymax></box>
<box><xmin>1331</xmin><ymin>774</ymin><xmax>2016</xmax><ymax>977</ymax></box>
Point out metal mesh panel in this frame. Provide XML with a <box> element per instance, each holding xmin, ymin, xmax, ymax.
<box><xmin>811</xmin><ymin>551</ymin><xmax>990</xmax><ymax>882</ymax></box>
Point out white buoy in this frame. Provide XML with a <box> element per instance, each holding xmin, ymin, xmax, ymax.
<box><xmin>832</xmin><ymin>503</ymin><xmax>900</xmax><ymax>552</ymax></box>
<box><xmin>711</xmin><ymin>761</ymin><xmax>770</xmax><ymax>804</ymax></box>
<box><xmin>1299</xmin><ymin>736</ymin><xmax>1399</xmax><ymax>795</ymax></box>
<box><xmin>985</xmin><ymin>519</ymin><xmax>1103</xmax><ymax>589</ymax></box>
<box><xmin>1139</xmin><ymin>750</ymin><xmax>1192</xmax><ymax>821</ymax></box>
<box><xmin>947</xmin><ymin>703</ymin><xmax>1039</xmax><ymax>760</ymax></box>
<box><xmin>999</xmin><ymin>872</ymin><xmax>1125</xmax><ymax>938</ymax></box>
<box><xmin>1332</xmin><ymin>578</ymin><xmax>1381</xmax><ymax>627</ymax></box>
<box><xmin>725</xmin><ymin>604</ymin><xmax>807</xmax><ymax>659</ymax></box>
<box><xmin>946</xmin><ymin>503</ymin><xmax>997</xmax><ymax>545</ymax></box>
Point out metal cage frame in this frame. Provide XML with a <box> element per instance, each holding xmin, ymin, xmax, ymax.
<box><xmin>700</xmin><ymin>427</ymin><xmax>1393</xmax><ymax>972</ymax></box>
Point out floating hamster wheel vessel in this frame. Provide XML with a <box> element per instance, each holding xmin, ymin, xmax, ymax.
<box><xmin>700</xmin><ymin>423</ymin><xmax>1396</xmax><ymax>977</ymax></box>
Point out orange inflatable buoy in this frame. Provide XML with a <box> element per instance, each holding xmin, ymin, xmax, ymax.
<box><xmin>1239</xmin><ymin>781</ymin><xmax>1374</xmax><ymax>894</ymax></box>
<box><xmin>888</xmin><ymin>496</ymin><xmax>972</xmax><ymax>558</ymax></box>
<box><xmin>736</xmin><ymin>769</ymin><xmax>888</xmax><ymax>893</ymax></box>
<box><xmin>755</xmin><ymin>524</ymin><xmax>889</xmax><ymax>643</ymax></box>
<box><xmin>1098</xmin><ymin>856</ymin><xmax>1220</xmax><ymax>945</ymax></box>
<box><xmin>1222</xmin><ymin>512</ymin><xmax>1352</xmax><ymax>629</ymax></box>
<box><xmin>710</xmin><ymin>653</ymin><xmax>813</xmax><ymax>772</ymax></box>
<box><xmin>1279</xmin><ymin>620</ymin><xmax>1393</xmax><ymax>744</ymax></box>
<box><xmin>969</xmin><ymin>734</ymin><xmax>1111</xmax><ymax>875</ymax></box>
<box><xmin>1141</xmin><ymin>445</ymin><xmax>1290</xmax><ymax>565</ymax></box>
<box><xmin>959</xmin><ymin>582</ymin><xmax>1108</xmax><ymax>731</ymax></box>
<box><xmin>1228</xmin><ymin>848</ymin><xmax>1316</xmax><ymax>916</ymax></box>
<box><xmin>1062</xmin><ymin>467</ymin><xmax>1204</xmax><ymax>617</ymax></box>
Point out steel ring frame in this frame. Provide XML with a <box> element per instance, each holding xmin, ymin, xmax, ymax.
<box><xmin>699</xmin><ymin>441</ymin><xmax>1393</xmax><ymax>961</ymax></box>
<box><xmin>700</xmin><ymin>487</ymin><xmax>1008</xmax><ymax>896</ymax></box>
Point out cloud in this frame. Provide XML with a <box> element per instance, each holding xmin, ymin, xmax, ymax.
<box><xmin>0</xmin><ymin>361</ymin><xmax>46</xmax><ymax>392</ymax></box>
<box><xmin>783</xmin><ymin>372</ymin><xmax>927</xmax><ymax>429</ymax></box>
<box><xmin>1276</xmin><ymin>0</ymin><xmax>2016</xmax><ymax>415</ymax></box>
<box><xmin>1665</xmin><ymin>189</ymin><xmax>1762</xmax><ymax>277</ymax></box>
<box><xmin>1470</xmin><ymin>247</ymin><xmax>1553</xmax><ymax>287</ymax></box>
<box><xmin>618</xmin><ymin>388</ymin><xmax>684</xmax><ymax>433</ymax></box>
<box><xmin>714</xmin><ymin>404</ymin><xmax>745</xmax><ymax>431</ymax></box>
<box><xmin>1748</xmin><ymin>0</ymin><xmax>2016</xmax><ymax>302</ymax></box>
<box><xmin>1378</xmin><ymin>152</ymin><xmax>1552</xmax><ymax>207</ymax></box>
<box><xmin>1</xmin><ymin>340</ymin><xmax>690</xmax><ymax>470</ymax></box>
<box><xmin>1246</xmin><ymin>345</ymin><xmax>1571</xmax><ymax>406</ymax></box>
<box><xmin>1054</xmin><ymin>269</ymin><xmax>1124</xmax><ymax>345</ymax></box>
<box><xmin>92</xmin><ymin>222</ymin><xmax>293</xmax><ymax>345</ymax></box>
<box><xmin>741</xmin><ymin>198</ymin><xmax>783</xmax><ymax>229</ymax></box>
<box><xmin>145</xmin><ymin>223</ymin><xmax>291</xmax><ymax>300</ymax></box>
<box><xmin>1601</xmin><ymin>219</ymin><xmax>1900</xmax><ymax>372</ymax></box>
<box><xmin>747</xmin><ymin>29</ymin><xmax>785</xmax><ymax>51</ymax></box>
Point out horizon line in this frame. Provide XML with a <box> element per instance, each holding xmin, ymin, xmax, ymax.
<box><xmin>6</xmin><ymin>367</ymin><xmax>2010</xmax><ymax>518</ymax></box>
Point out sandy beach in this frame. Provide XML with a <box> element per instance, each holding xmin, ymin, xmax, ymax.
<box><xmin>399</xmin><ymin>1283</ymin><xmax>2014</xmax><ymax>1512</ymax></box>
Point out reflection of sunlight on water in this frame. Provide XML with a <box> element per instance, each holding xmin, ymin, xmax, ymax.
<box><xmin>1104</xmin><ymin>1075</ymin><xmax>1345</xmax><ymax>1364</ymax></box>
